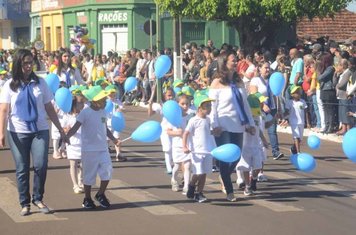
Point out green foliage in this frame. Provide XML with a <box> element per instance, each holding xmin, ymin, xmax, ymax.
<box><xmin>154</xmin><ymin>0</ymin><xmax>352</xmax><ymax>22</ymax></box>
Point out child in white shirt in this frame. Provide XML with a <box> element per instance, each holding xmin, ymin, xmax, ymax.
<box><xmin>167</xmin><ymin>94</ymin><xmax>192</xmax><ymax>194</ymax></box>
<box><xmin>183</xmin><ymin>94</ymin><xmax>216</xmax><ymax>203</ymax></box>
<box><xmin>283</xmin><ymin>86</ymin><xmax>308</xmax><ymax>154</ymax></box>
<box><xmin>67</xmin><ymin>85</ymin><xmax>120</xmax><ymax>210</ymax></box>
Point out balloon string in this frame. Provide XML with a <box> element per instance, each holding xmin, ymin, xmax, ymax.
<box><xmin>191</xmin><ymin>151</ymin><xmax>211</xmax><ymax>155</ymax></box>
<box><xmin>120</xmin><ymin>91</ymin><xmax>127</xmax><ymax>102</ymax></box>
<box><xmin>121</xmin><ymin>136</ymin><xmax>132</xmax><ymax>143</ymax></box>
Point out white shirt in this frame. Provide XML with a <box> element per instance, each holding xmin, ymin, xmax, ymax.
<box><xmin>209</xmin><ymin>87</ymin><xmax>254</xmax><ymax>133</ymax></box>
<box><xmin>76</xmin><ymin>106</ymin><xmax>108</xmax><ymax>152</ymax></box>
<box><xmin>136</xmin><ymin>58</ymin><xmax>147</xmax><ymax>78</ymax></box>
<box><xmin>185</xmin><ymin>115</ymin><xmax>216</xmax><ymax>153</ymax></box>
<box><xmin>0</xmin><ymin>78</ymin><xmax>53</xmax><ymax>133</ymax></box>
<box><xmin>250</xmin><ymin>76</ymin><xmax>268</xmax><ymax>96</ymax></box>
<box><xmin>62</xmin><ymin>113</ymin><xmax>82</xmax><ymax>153</ymax></box>
<box><xmin>53</xmin><ymin>68</ymin><xmax>85</xmax><ymax>86</ymax></box>
<box><xmin>285</xmin><ymin>99</ymin><xmax>307</xmax><ymax>125</ymax></box>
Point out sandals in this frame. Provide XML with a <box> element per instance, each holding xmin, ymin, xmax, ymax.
<box><xmin>32</xmin><ymin>201</ymin><xmax>51</xmax><ymax>214</ymax></box>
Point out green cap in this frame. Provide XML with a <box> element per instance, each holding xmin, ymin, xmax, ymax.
<box><xmin>181</xmin><ymin>85</ymin><xmax>195</xmax><ymax>97</ymax></box>
<box><xmin>290</xmin><ymin>85</ymin><xmax>301</xmax><ymax>94</ymax></box>
<box><xmin>193</xmin><ymin>93</ymin><xmax>214</xmax><ymax>108</ymax></box>
<box><xmin>173</xmin><ymin>79</ymin><xmax>184</xmax><ymax>88</ymax></box>
<box><xmin>82</xmin><ymin>85</ymin><xmax>110</xmax><ymax>101</ymax></box>
<box><xmin>94</xmin><ymin>77</ymin><xmax>109</xmax><ymax>86</ymax></box>
<box><xmin>105</xmin><ymin>84</ymin><xmax>118</xmax><ymax>93</ymax></box>
<box><xmin>0</xmin><ymin>67</ymin><xmax>7</xmax><ymax>75</ymax></box>
<box><xmin>254</xmin><ymin>92</ymin><xmax>268</xmax><ymax>103</ymax></box>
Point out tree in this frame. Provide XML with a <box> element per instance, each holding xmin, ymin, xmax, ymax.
<box><xmin>154</xmin><ymin>0</ymin><xmax>352</xmax><ymax>50</ymax></box>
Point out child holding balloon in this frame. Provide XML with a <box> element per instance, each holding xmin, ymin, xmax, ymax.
<box><xmin>167</xmin><ymin>94</ymin><xmax>192</xmax><ymax>194</ymax></box>
<box><xmin>66</xmin><ymin>85</ymin><xmax>120</xmax><ymax>209</ymax></box>
<box><xmin>282</xmin><ymin>86</ymin><xmax>308</xmax><ymax>154</ymax></box>
<box><xmin>148</xmin><ymin>87</ymin><xmax>175</xmax><ymax>174</ymax></box>
<box><xmin>105</xmin><ymin>84</ymin><xmax>126</xmax><ymax>162</ymax></box>
<box><xmin>182</xmin><ymin>94</ymin><xmax>216</xmax><ymax>203</ymax></box>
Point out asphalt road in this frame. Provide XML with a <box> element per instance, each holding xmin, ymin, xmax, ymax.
<box><xmin>0</xmin><ymin>106</ymin><xmax>355</xmax><ymax>235</ymax></box>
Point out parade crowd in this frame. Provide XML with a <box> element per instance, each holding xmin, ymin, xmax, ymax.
<box><xmin>0</xmin><ymin>37</ymin><xmax>355</xmax><ymax>215</ymax></box>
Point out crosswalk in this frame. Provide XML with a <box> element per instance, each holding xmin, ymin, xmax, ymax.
<box><xmin>1</xmin><ymin>168</ymin><xmax>355</xmax><ymax>223</ymax></box>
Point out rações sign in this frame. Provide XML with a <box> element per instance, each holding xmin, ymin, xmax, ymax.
<box><xmin>98</xmin><ymin>11</ymin><xmax>128</xmax><ymax>23</ymax></box>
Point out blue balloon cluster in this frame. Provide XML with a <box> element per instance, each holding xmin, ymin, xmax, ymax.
<box><xmin>211</xmin><ymin>144</ymin><xmax>241</xmax><ymax>163</ymax></box>
<box><xmin>45</xmin><ymin>73</ymin><xmax>60</xmax><ymax>94</ymax></box>
<box><xmin>162</xmin><ymin>100</ymin><xmax>182</xmax><ymax>127</ymax></box>
<box><xmin>290</xmin><ymin>153</ymin><xmax>316</xmax><ymax>172</ymax></box>
<box><xmin>342</xmin><ymin>128</ymin><xmax>356</xmax><ymax>163</ymax></box>
<box><xmin>111</xmin><ymin>112</ymin><xmax>125</xmax><ymax>132</ymax></box>
<box><xmin>307</xmin><ymin>135</ymin><xmax>321</xmax><ymax>150</ymax></box>
<box><xmin>55</xmin><ymin>87</ymin><xmax>72</xmax><ymax>113</ymax></box>
<box><xmin>131</xmin><ymin>121</ymin><xmax>162</xmax><ymax>143</ymax></box>
<box><xmin>124</xmin><ymin>76</ymin><xmax>138</xmax><ymax>93</ymax></box>
<box><xmin>269</xmin><ymin>72</ymin><xmax>285</xmax><ymax>96</ymax></box>
<box><xmin>154</xmin><ymin>55</ymin><xmax>172</xmax><ymax>79</ymax></box>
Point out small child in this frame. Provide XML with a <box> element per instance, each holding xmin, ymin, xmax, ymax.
<box><xmin>283</xmin><ymin>86</ymin><xmax>308</xmax><ymax>154</ymax></box>
<box><xmin>182</xmin><ymin>94</ymin><xmax>216</xmax><ymax>203</ymax></box>
<box><xmin>237</xmin><ymin>93</ymin><xmax>268</xmax><ymax>196</ymax></box>
<box><xmin>148</xmin><ymin>87</ymin><xmax>175</xmax><ymax>174</ymax></box>
<box><xmin>105</xmin><ymin>84</ymin><xmax>126</xmax><ymax>162</ymax></box>
<box><xmin>67</xmin><ymin>85</ymin><xmax>120</xmax><ymax>209</ymax></box>
<box><xmin>62</xmin><ymin>90</ymin><xmax>85</xmax><ymax>194</ymax></box>
<box><xmin>167</xmin><ymin>94</ymin><xmax>192</xmax><ymax>194</ymax></box>
<box><xmin>0</xmin><ymin>67</ymin><xmax>8</xmax><ymax>93</ymax></box>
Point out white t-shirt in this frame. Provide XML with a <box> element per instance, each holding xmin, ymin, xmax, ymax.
<box><xmin>0</xmin><ymin>78</ymin><xmax>53</xmax><ymax>133</ymax></box>
<box><xmin>62</xmin><ymin>113</ymin><xmax>82</xmax><ymax>159</ymax></box>
<box><xmin>285</xmin><ymin>99</ymin><xmax>307</xmax><ymax>125</ymax></box>
<box><xmin>250</xmin><ymin>76</ymin><xmax>268</xmax><ymax>96</ymax></box>
<box><xmin>209</xmin><ymin>87</ymin><xmax>254</xmax><ymax>133</ymax></box>
<box><xmin>185</xmin><ymin>115</ymin><xmax>216</xmax><ymax>153</ymax></box>
<box><xmin>76</xmin><ymin>106</ymin><xmax>108</xmax><ymax>152</ymax></box>
<box><xmin>53</xmin><ymin>68</ymin><xmax>85</xmax><ymax>86</ymax></box>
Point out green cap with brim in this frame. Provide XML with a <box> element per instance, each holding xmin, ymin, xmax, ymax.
<box><xmin>82</xmin><ymin>85</ymin><xmax>110</xmax><ymax>101</ymax></box>
<box><xmin>94</xmin><ymin>77</ymin><xmax>109</xmax><ymax>86</ymax></box>
<box><xmin>173</xmin><ymin>79</ymin><xmax>184</xmax><ymax>88</ymax></box>
<box><xmin>193</xmin><ymin>93</ymin><xmax>214</xmax><ymax>109</ymax></box>
<box><xmin>105</xmin><ymin>84</ymin><xmax>118</xmax><ymax>93</ymax></box>
<box><xmin>182</xmin><ymin>85</ymin><xmax>195</xmax><ymax>97</ymax></box>
<box><xmin>290</xmin><ymin>85</ymin><xmax>301</xmax><ymax>94</ymax></box>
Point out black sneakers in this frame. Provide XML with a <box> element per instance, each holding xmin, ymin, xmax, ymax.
<box><xmin>94</xmin><ymin>193</ymin><xmax>111</xmax><ymax>208</ymax></box>
<box><xmin>273</xmin><ymin>153</ymin><xmax>284</xmax><ymax>160</ymax></box>
<box><xmin>251</xmin><ymin>178</ymin><xmax>257</xmax><ymax>191</ymax></box>
<box><xmin>82</xmin><ymin>198</ymin><xmax>96</xmax><ymax>209</ymax></box>
<box><xmin>194</xmin><ymin>193</ymin><xmax>208</xmax><ymax>203</ymax></box>
<box><xmin>290</xmin><ymin>145</ymin><xmax>298</xmax><ymax>154</ymax></box>
<box><xmin>186</xmin><ymin>185</ymin><xmax>195</xmax><ymax>199</ymax></box>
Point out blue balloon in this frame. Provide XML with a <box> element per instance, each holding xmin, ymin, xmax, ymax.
<box><xmin>173</xmin><ymin>87</ymin><xmax>181</xmax><ymax>95</ymax></box>
<box><xmin>307</xmin><ymin>135</ymin><xmax>321</xmax><ymax>150</ymax></box>
<box><xmin>55</xmin><ymin>87</ymin><xmax>72</xmax><ymax>113</ymax></box>
<box><xmin>296</xmin><ymin>153</ymin><xmax>316</xmax><ymax>172</ymax></box>
<box><xmin>154</xmin><ymin>55</ymin><xmax>172</xmax><ymax>79</ymax></box>
<box><xmin>124</xmin><ymin>76</ymin><xmax>138</xmax><ymax>93</ymax></box>
<box><xmin>105</xmin><ymin>99</ymin><xmax>114</xmax><ymax>113</ymax></box>
<box><xmin>45</xmin><ymin>73</ymin><xmax>60</xmax><ymax>94</ymax></box>
<box><xmin>162</xmin><ymin>100</ymin><xmax>182</xmax><ymax>127</ymax></box>
<box><xmin>342</xmin><ymin>128</ymin><xmax>356</xmax><ymax>163</ymax></box>
<box><xmin>290</xmin><ymin>154</ymin><xmax>299</xmax><ymax>169</ymax></box>
<box><xmin>111</xmin><ymin>112</ymin><xmax>125</xmax><ymax>132</ymax></box>
<box><xmin>211</xmin><ymin>144</ymin><xmax>241</xmax><ymax>163</ymax></box>
<box><xmin>131</xmin><ymin>121</ymin><xmax>162</xmax><ymax>143</ymax></box>
<box><xmin>269</xmin><ymin>72</ymin><xmax>285</xmax><ymax>96</ymax></box>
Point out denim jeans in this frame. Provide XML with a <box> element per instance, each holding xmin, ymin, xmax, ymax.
<box><xmin>7</xmin><ymin>130</ymin><xmax>49</xmax><ymax>207</ymax></box>
<box><xmin>215</xmin><ymin>131</ymin><xmax>243</xmax><ymax>195</ymax></box>
<box><xmin>312</xmin><ymin>94</ymin><xmax>321</xmax><ymax>128</ymax></box>
<box><xmin>267</xmin><ymin>109</ymin><xmax>281</xmax><ymax>157</ymax></box>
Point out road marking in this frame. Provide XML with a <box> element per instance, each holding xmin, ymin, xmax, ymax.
<box><xmin>267</xmin><ymin>172</ymin><xmax>356</xmax><ymax>200</ymax></box>
<box><xmin>205</xmin><ymin>179</ymin><xmax>303</xmax><ymax>212</ymax></box>
<box><xmin>338</xmin><ymin>171</ymin><xmax>356</xmax><ymax>177</ymax></box>
<box><xmin>0</xmin><ymin>177</ymin><xmax>67</xmax><ymax>223</ymax></box>
<box><xmin>106</xmin><ymin>179</ymin><xmax>196</xmax><ymax>216</ymax></box>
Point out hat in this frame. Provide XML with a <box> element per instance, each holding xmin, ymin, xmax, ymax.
<box><xmin>0</xmin><ymin>67</ymin><xmax>7</xmax><ymax>75</ymax></box>
<box><xmin>94</xmin><ymin>77</ymin><xmax>109</xmax><ymax>86</ymax></box>
<box><xmin>173</xmin><ymin>79</ymin><xmax>184</xmax><ymax>88</ymax></box>
<box><xmin>70</xmin><ymin>85</ymin><xmax>87</xmax><ymax>95</ymax></box>
<box><xmin>193</xmin><ymin>93</ymin><xmax>214</xmax><ymax>108</ymax></box>
<box><xmin>105</xmin><ymin>84</ymin><xmax>118</xmax><ymax>93</ymax></box>
<box><xmin>181</xmin><ymin>85</ymin><xmax>195</xmax><ymax>97</ymax></box>
<box><xmin>329</xmin><ymin>41</ymin><xmax>339</xmax><ymax>49</ymax></box>
<box><xmin>312</xmin><ymin>43</ymin><xmax>322</xmax><ymax>51</ymax></box>
<box><xmin>194</xmin><ymin>88</ymin><xmax>209</xmax><ymax>97</ymax></box>
<box><xmin>290</xmin><ymin>85</ymin><xmax>301</xmax><ymax>94</ymax></box>
<box><xmin>254</xmin><ymin>92</ymin><xmax>268</xmax><ymax>103</ymax></box>
<box><xmin>82</xmin><ymin>85</ymin><xmax>110</xmax><ymax>101</ymax></box>
<box><xmin>247</xmin><ymin>94</ymin><xmax>261</xmax><ymax>117</ymax></box>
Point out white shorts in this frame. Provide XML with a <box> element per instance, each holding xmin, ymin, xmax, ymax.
<box><xmin>81</xmin><ymin>151</ymin><xmax>113</xmax><ymax>186</ymax></box>
<box><xmin>291</xmin><ymin>124</ymin><xmax>304</xmax><ymax>139</ymax></box>
<box><xmin>172</xmin><ymin>147</ymin><xmax>190</xmax><ymax>163</ymax></box>
<box><xmin>191</xmin><ymin>153</ymin><xmax>212</xmax><ymax>175</ymax></box>
<box><xmin>237</xmin><ymin>147</ymin><xmax>263</xmax><ymax>171</ymax></box>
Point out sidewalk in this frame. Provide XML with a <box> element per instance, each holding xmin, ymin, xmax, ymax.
<box><xmin>138</xmin><ymin>101</ymin><xmax>344</xmax><ymax>143</ymax></box>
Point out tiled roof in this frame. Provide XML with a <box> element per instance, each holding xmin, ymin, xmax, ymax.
<box><xmin>297</xmin><ymin>9</ymin><xmax>356</xmax><ymax>43</ymax></box>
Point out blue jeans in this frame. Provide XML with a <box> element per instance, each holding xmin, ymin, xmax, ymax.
<box><xmin>7</xmin><ymin>130</ymin><xmax>49</xmax><ymax>207</ymax></box>
<box><xmin>267</xmin><ymin>109</ymin><xmax>281</xmax><ymax>157</ymax></box>
<box><xmin>215</xmin><ymin>131</ymin><xmax>243</xmax><ymax>195</ymax></box>
<box><xmin>312</xmin><ymin>94</ymin><xmax>321</xmax><ymax>128</ymax></box>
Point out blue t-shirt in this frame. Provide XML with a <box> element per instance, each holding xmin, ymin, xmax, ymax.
<box><xmin>289</xmin><ymin>58</ymin><xmax>304</xmax><ymax>85</ymax></box>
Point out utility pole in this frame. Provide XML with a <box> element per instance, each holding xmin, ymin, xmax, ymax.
<box><xmin>173</xmin><ymin>15</ymin><xmax>182</xmax><ymax>81</ymax></box>
<box><xmin>155</xmin><ymin>3</ymin><xmax>162</xmax><ymax>103</ymax></box>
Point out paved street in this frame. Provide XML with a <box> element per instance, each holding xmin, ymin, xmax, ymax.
<box><xmin>0</xmin><ymin>106</ymin><xmax>355</xmax><ymax>235</ymax></box>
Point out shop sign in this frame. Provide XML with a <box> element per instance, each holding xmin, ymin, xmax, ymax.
<box><xmin>98</xmin><ymin>11</ymin><xmax>128</xmax><ymax>23</ymax></box>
